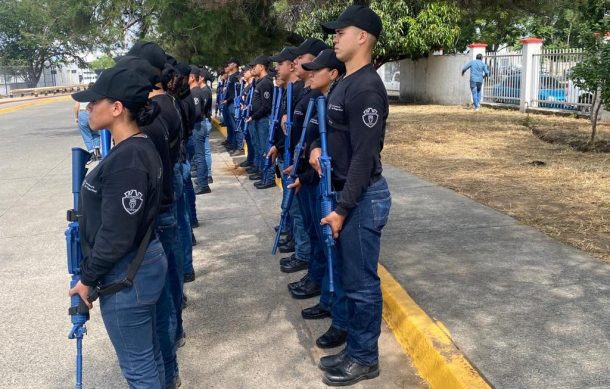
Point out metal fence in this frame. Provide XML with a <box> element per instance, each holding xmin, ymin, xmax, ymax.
<box><xmin>0</xmin><ymin>66</ymin><xmax>31</xmax><ymax>96</ymax></box>
<box><xmin>531</xmin><ymin>48</ymin><xmax>592</xmax><ymax>113</ymax></box>
<box><xmin>482</xmin><ymin>51</ymin><xmax>522</xmax><ymax>106</ymax></box>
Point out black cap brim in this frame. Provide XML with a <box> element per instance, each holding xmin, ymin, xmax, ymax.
<box><xmin>71</xmin><ymin>88</ymin><xmax>104</xmax><ymax>103</ymax></box>
<box><xmin>301</xmin><ymin>61</ymin><xmax>324</xmax><ymax>72</ymax></box>
<box><xmin>321</xmin><ymin>20</ymin><xmax>350</xmax><ymax>34</ymax></box>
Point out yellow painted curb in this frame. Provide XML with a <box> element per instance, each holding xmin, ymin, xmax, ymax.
<box><xmin>214</xmin><ymin>114</ymin><xmax>490</xmax><ymax>389</ymax></box>
<box><xmin>0</xmin><ymin>95</ymin><xmax>72</xmax><ymax>115</ymax></box>
<box><xmin>211</xmin><ymin>117</ymin><xmax>248</xmax><ymax>156</ymax></box>
<box><xmin>379</xmin><ymin>265</ymin><xmax>491</xmax><ymax>389</ymax></box>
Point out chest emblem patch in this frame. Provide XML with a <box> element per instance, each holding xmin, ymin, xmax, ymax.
<box><xmin>264</xmin><ymin>91</ymin><xmax>270</xmax><ymax>99</ymax></box>
<box><xmin>122</xmin><ymin>190</ymin><xmax>144</xmax><ymax>215</ymax></box>
<box><xmin>362</xmin><ymin>108</ymin><xmax>379</xmax><ymax>128</ymax></box>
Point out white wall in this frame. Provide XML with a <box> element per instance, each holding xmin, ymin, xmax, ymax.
<box><xmin>399</xmin><ymin>54</ymin><xmax>472</xmax><ymax>105</ymax></box>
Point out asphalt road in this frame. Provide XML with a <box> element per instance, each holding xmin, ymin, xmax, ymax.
<box><xmin>0</xmin><ymin>100</ymin><xmax>424</xmax><ymax>388</ymax></box>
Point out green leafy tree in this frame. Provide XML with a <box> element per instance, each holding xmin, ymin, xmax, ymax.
<box><xmin>289</xmin><ymin>0</ymin><xmax>461</xmax><ymax>68</ymax></box>
<box><xmin>0</xmin><ymin>0</ymin><xmax>110</xmax><ymax>87</ymax></box>
<box><xmin>89</xmin><ymin>55</ymin><xmax>116</xmax><ymax>71</ymax></box>
<box><xmin>570</xmin><ymin>0</ymin><xmax>610</xmax><ymax>147</ymax></box>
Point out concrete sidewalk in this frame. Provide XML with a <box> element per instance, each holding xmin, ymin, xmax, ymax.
<box><xmin>0</xmin><ymin>101</ymin><xmax>424</xmax><ymax>388</ymax></box>
<box><xmin>380</xmin><ymin>164</ymin><xmax>610</xmax><ymax>388</ymax></box>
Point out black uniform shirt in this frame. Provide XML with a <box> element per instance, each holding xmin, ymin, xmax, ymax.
<box><xmin>312</xmin><ymin>64</ymin><xmax>388</xmax><ymax>216</ymax></box>
<box><xmin>141</xmin><ymin>110</ymin><xmax>173</xmax><ymax>208</ymax></box>
<box><xmin>201</xmin><ymin>85</ymin><xmax>213</xmax><ymax>119</ymax></box>
<box><xmin>79</xmin><ymin>135</ymin><xmax>163</xmax><ymax>286</ymax></box>
<box><xmin>190</xmin><ymin>86</ymin><xmax>204</xmax><ymax>120</ymax></box>
<box><xmin>275</xmin><ymin>80</ymin><xmax>305</xmax><ymax>151</ymax></box>
<box><xmin>251</xmin><ymin>75</ymin><xmax>274</xmax><ymax>120</ymax></box>
<box><xmin>291</xmin><ymin>87</ymin><xmax>322</xmax><ymax>154</ymax></box>
<box><xmin>224</xmin><ymin>72</ymin><xmax>239</xmax><ymax>104</ymax></box>
<box><xmin>152</xmin><ymin>94</ymin><xmax>183</xmax><ymax>165</ymax></box>
<box><xmin>298</xmin><ymin>106</ymin><xmax>322</xmax><ymax>186</ymax></box>
<box><xmin>180</xmin><ymin>92</ymin><xmax>196</xmax><ymax>140</ymax></box>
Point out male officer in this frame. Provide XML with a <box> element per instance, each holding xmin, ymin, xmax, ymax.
<box><xmin>198</xmin><ymin>69</ymin><xmax>214</xmax><ymax>184</ymax></box>
<box><xmin>222</xmin><ymin>58</ymin><xmax>240</xmax><ymax>152</ymax></box>
<box><xmin>278</xmin><ymin>38</ymin><xmax>328</xmax><ymax>296</ymax></box>
<box><xmin>308</xmin><ymin>5</ymin><xmax>392</xmax><ymax>386</ymax></box>
<box><xmin>246</xmin><ymin>55</ymin><xmax>275</xmax><ymax>189</ymax></box>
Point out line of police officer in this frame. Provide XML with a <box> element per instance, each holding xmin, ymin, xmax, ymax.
<box><xmin>215</xmin><ymin>5</ymin><xmax>392</xmax><ymax>386</ymax></box>
<box><xmin>69</xmin><ymin>42</ymin><xmax>215</xmax><ymax>388</ymax></box>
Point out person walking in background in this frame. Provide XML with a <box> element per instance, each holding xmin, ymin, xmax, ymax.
<box><xmin>462</xmin><ymin>53</ymin><xmax>489</xmax><ymax>112</ymax></box>
<box><xmin>73</xmin><ymin>84</ymin><xmax>101</xmax><ymax>160</ymax></box>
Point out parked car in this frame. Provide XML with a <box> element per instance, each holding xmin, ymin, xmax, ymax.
<box><xmin>383</xmin><ymin>71</ymin><xmax>400</xmax><ymax>97</ymax></box>
<box><xmin>491</xmin><ymin>74</ymin><xmax>567</xmax><ymax>108</ymax></box>
<box><xmin>565</xmin><ymin>76</ymin><xmax>593</xmax><ymax>114</ymax></box>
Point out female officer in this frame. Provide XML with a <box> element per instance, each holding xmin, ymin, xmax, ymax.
<box><xmin>288</xmin><ymin>49</ymin><xmax>348</xmax><ymax>350</ymax></box>
<box><xmin>68</xmin><ymin>66</ymin><xmax>167</xmax><ymax>388</ymax></box>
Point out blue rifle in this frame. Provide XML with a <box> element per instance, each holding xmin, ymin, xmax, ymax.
<box><xmin>65</xmin><ymin>147</ymin><xmax>92</xmax><ymax>389</ymax></box>
<box><xmin>100</xmin><ymin>129</ymin><xmax>111</xmax><ymax>158</ymax></box>
<box><xmin>282</xmin><ymin>82</ymin><xmax>293</xmax><ymax>177</ymax></box>
<box><xmin>261</xmin><ymin>86</ymin><xmax>283</xmax><ymax>174</ymax></box>
<box><xmin>233</xmin><ymin>80</ymin><xmax>243</xmax><ymax>125</ymax></box>
<box><xmin>240</xmin><ymin>80</ymin><xmax>255</xmax><ymax>134</ymax></box>
<box><xmin>316</xmin><ymin>95</ymin><xmax>335</xmax><ymax>292</ymax></box>
<box><xmin>215</xmin><ymin>81</ymin><xmax>224</xmax><ymax>117</ymax></box>
<box><xmin>272</xmin><ymin>97</ymin><xmax>315</xmax><ymax>254</ymax></box>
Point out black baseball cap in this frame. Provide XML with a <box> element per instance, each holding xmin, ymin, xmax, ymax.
<box><xmin>321</xmin><ymin>5</ymin><xmax>383</xmax><ymax>38</ymax></box>
<box><xmin>189</xmin><ymin>65</ymin><xmax>201</xmax><ymax>76</ymax></box>
<box><xmin>301</xmin><ymin>49</ymin><xmax>346</xmax><ymax>75</ymax></box>
<box><xmin>114</xmin><ymin>55</ymin><xmax>161</xmax><ymax>87</ymax></box>
<box><xmin>248</xmin><ymin>55</ymin><xmax>270</xmax><ymax>67</ymax></box>
<box><xmin>165</xmin><ymin>55</ymin><xmax>178</xmax><ymax>67</ymax></box>
<box><xmin>126</xmin><ymin>42</ymin><xmax>167</xmax><ymax>71</ymax></box>
<box><xmin>227</xmin><ymin>57</ymin><xmax>240</xmax><ymax>66</ymax></box>
<box><xmin>176</xmin><ymin>63</ymin><xmax>191</xmax><ymax>77</ymax></box>
<box><xmin>293</xmin><ymin>38</ymin><xmax>329</xmax><ymax>57</ymax></box>
<box><xmin>269</xmin><ymin>46</ymin><xmax>298</xmax><ymax>62</ymax></box>
<box><xmin>71</xmin><ymin>67</ymin><xmax>154</xmax><ymax>107</ymax></box>
<box><xmin>200</xmin><ymin>69</ymin><xmax>212</xmax><ymax>81</ymax></box>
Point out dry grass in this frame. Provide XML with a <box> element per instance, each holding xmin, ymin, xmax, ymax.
<box><xmin>383</xmin><ymin>105</ymin><xmax>610</xmax><ymax>263</ymax></box>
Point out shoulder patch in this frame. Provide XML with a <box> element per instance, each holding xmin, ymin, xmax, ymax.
<box><xmin>264</xmin><ymin>91</ymin><xmax>270</xmax><ymax>99</ymax></box>
<box><xmin>122</xmin><ymin>189</ymin><xmax>144</xmax><ymax>215</ymax></box>
<box><xmin>362</xmin><ymin>107</ymin><xmax>379</xmax><ymax>128</ymax></box>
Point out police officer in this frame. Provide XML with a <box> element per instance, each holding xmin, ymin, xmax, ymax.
<box><xmin>309</xmin><ymin>5</ymin><xmax>392</xmax><ymax>386</ymax></box>
<box><xmin>293</xmin><ymin>49</ymin><xmax>349</xmax><ymax>351</ymax></box>
<box><xmin>198</xmin><ymin>68</ymin><xmax>214</xmax><ymax>183</ymax></box>
<box><xmin>246</xmin><ymin>55</ymin><xmax>275</xmax><ymax>189</ymax></box>
<box><xmin>189</xmin><ymin>65</ymin><xmax>212</xmax><ymax>196</ymax></box>
<box><xmin>222</xmin><ymin>58</ymin><xmax>241</xmax><ymax>152</ymax></box>
<box><xmin>68</xmin><ymin>66</ymin><xmax>166</xmax><ymax>388</ymax></box>
<box><xmin>127</xmin><ymin>42</ymin><xmax>185</xmax><ymax>389</ymax></box>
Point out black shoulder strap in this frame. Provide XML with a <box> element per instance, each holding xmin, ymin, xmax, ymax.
<box><xmin>87</xmin><ymin>223</ymin><xmax>155</xmax><ymax>301</ymax></box>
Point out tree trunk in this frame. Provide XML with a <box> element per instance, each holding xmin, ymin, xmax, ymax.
<box><xmin>589</xmin><ymin>89</ymin><xmax>602</xmax><ymax>147</ymax></box>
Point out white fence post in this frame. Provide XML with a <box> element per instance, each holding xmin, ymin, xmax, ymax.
<box><xmin>468</xmin><ymin>42</ymin><xmax>487</xmax><ymax>60</ymax></box>
<box><xmin>520</xmin><ymin>37</ymin><xmax>544</xmax><ymax>112</ymax></box>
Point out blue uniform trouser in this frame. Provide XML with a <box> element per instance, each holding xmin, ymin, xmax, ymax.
<box><xmin>235</xmin><ymin>118</ymin><xmax>244</xmax><ymax>150</ymax></box>
<box><xmin>248</xmin><ymin>121</ymin><xmax>260</xmax><ymax>172</ymax></box>
<box><xmin>194</xmin><ymin>121</ymin><xmax>209</xmax><ymax>188</ymax></box>
<box><xmin>154</xmin><ymin>207</ymin><xmax>181</xmax><ymax>386</ymax></box>
<box><xmin>173</xmin><ymin>163</ymin><xmax>190</xmax><ymax>332</ymax></box>
<box><xmin>470</xmin><ymin>81</ymin><xmax>483</xmax><ymax>108</ymax></box>
<box><xmin>178</xmin><ymin>162</ymin><xmax>195</xmax><ymax>277</ymax></box>
<box><xmin>77</xmin><ymin>111</ymin><xmax>100</xmax><ymax>151</ymax></box>
<box><xmin>223</xmin><ymin>104</ymin><xmax>235</xmax><ymax>148</ymax></box>
<box><xmin>100</xmin><ymin>239</ymin><xmax>167</xmax><ymax>389</ymax></box>
<box><xmin>337</xmin><ymin>177</ymin><xmax>391</xmax><ymax>366</ymax></box>
<box><xmin>300</xmin><ymin>183</ymin><xmax>347</xmax><ymax>330</ymax></box>
<box><xmin>255</xmin><ymin>117</ymin><xmax>274</xmax><ymax>182</ymax></box>
<box><xmin>289</xmin><ymin>192</ymin><xmax>310</xmax><ymax>261</ymax></box>
<box><xmin>244</xmin><ymin>122</ymin><xmax>255</xmax><ymax>165</ymax></box>
<box><xmin>203</xmin><ymin>119</ymin><xmax>212</xmax><ymax>177</ymax></box>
